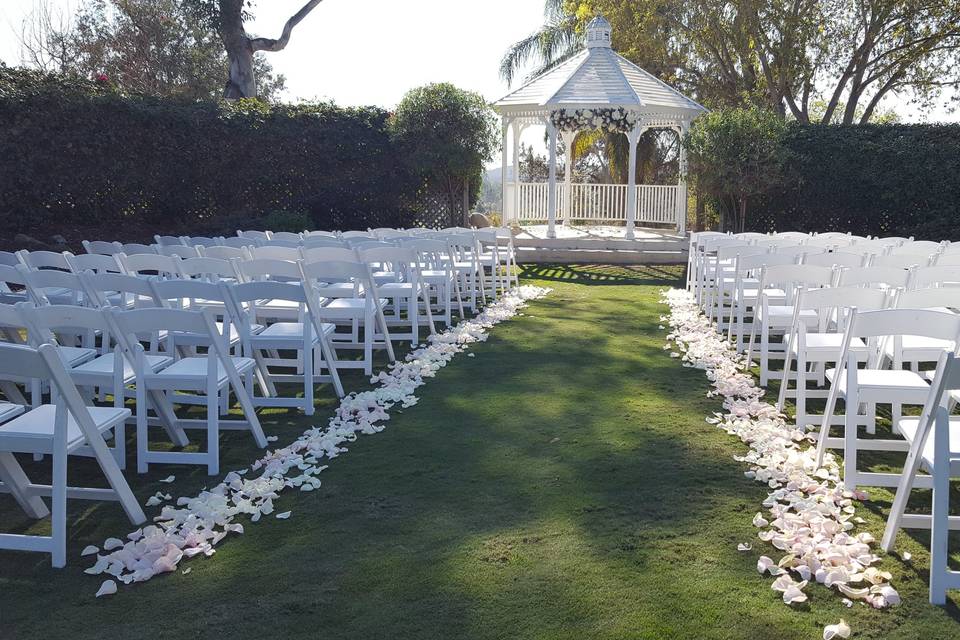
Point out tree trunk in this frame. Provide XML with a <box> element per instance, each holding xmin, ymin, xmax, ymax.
<box><xmin>738</xmin><ymin>197</ymin><xmax>748</xmax><ymax>233</ymax></box>
<box><xmin>219</xmin><ymin>0</ymin><xmax>256</xmax><ymax>99</ymax></box>
<box><xmin>695</xmin><ymin>192</ymin><xmax>705</xmax><ymax>232</ymax></box>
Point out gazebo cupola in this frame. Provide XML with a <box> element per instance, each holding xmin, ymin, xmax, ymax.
<box><xmin>493</xmin><ymin>15</ymin><xmax>707</xmax><ymax>237</ymax></box>
<box><xmin>585</xmin><ymin>15</ymin><xmax>612</xmax><ymax>48</ymax></box>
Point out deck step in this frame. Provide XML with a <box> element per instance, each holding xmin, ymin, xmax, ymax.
<box><xmin>515</xmin><ymin>247</ymin><xmax>686</xmax><ymax>265</ymax></box>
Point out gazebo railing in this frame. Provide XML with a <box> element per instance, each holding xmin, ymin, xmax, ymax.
<box><xmin>505</xmin><ymin>182</ymin><xmax>681</xmax><ymax>226</ymax></box>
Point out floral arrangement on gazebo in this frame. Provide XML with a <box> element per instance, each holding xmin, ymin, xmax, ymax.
<box><xmin>549</xmin><ymin>107</ymin><xmax>640</xmax><ymax>133</ymax></box>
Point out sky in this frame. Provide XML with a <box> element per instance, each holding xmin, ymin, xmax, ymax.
<box><xmin>1</xmin><ymin>1</ymin><xmax>956</xmax><ymax>129</ymax></box>
<box><xmin>0</xmin><ymin>0</ymin><xmax>546</xmax><ymax>108</ymax></box>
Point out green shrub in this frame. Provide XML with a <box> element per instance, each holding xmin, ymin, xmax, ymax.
<box><xmin>749</xmin><ymin>123</ymin><xmax>960</xmax><ymax>239</ymax></box>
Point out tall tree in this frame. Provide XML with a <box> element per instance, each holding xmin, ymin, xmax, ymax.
<box><xmin>17</xmin><ymin>0</ymin><xmax>285</xmax><ymax>101</ymax></box>
<box><xmin>187</xmin><ymin>0</ymin><xmax>324</xmax><ymax>99</ymax></box>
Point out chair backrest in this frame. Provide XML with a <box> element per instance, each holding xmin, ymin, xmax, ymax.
<box><xmin>219</xmin><ymin>236</ymin><xmax>258</xmax><ymax>249</ymax></box>
<box><xmin>303</xmin><ymin>230</ymin><xmax>337</xmax><ymax>238</ymax></box>
<box><xmin>154</xmin><ymin>235</ymin><xmax>185</xmax><ymax>247</ymax></box>
<box><xmin>301</xmin><ymin>236</ymin><xmax>345</xmax><ymax>249</ymax></box>
<box><xmin>347</xmin><ymin>239</ymin><xmax>395</xmax><ymax>251</ymax></box>
<box><xmin>236</xmin><ymin>258</ymin><xmax>302</xmax><ymax>282</ymax></box>
<box><xmin>771</xmin><ymin>245</ymin><xmax>825</xmax><ymax>260</ymax></box>
<box><xmin>933</xmin><ymin>252</ymin><xmax>960</xmax><ymax>266</ymax></box>
<box><xmin>65</xmin><ymin>253</ymin><xmax>123</xmax><ymax>275</ymax></box>
<box><xmin>157</xmin><ymin>245</ymin><xmax>200</xmax><ymax>259</ymax></box>
<box><xmin>358</xmin><ymin>247</ymin><xmax>419</xmax><ymax>280</ymax></box>
<box><xmin>238</xmin><ymin>230</ymin><xmax>271</xmax><ymax>241</ymax></box>
<box><xmin>178</xmin><ymin>257</ymin><xmax>240</xmax><ymax>282</ymax></box>
<box><xmin>259</xmin><ymin>239</ymin><xmax>301</xmax><ymax>248</ymax></box>
<box><xmin>894</xmin><ymin>287</ymin><xmax>960</xmax><ymax>311</ymax></box>
<box><xmin>82</xmin><ymin>240</ymin><xmax>121</xmax><ymax>256</ymax></box>
<box><xmin>111</xmin><ymin>306</ymin><xmax>227</xmax><ymax>357</ymax></box>
<box><xmin>249</xmin><ymin>246</ymin><xmax>300</xmax><ymax>261</ymax></box>
<box><xmin>794</xmin><ymin>286</ymin><xmax>890</xmax><ymax>334</ymax></box>
<box><xmin>0</xmin><ymin>301</ymin><xmax>32</xmax><ymax>342</ymax></box>
<box><xmin>17</xmin><ymin>250</ymin><xmax>71</xmax><ymax>272</ymax></box>
<box><xmin>300</xmin><ymin>259</ymin><xmax>370</xmax><ymax>286</ymax></box>
<box><xmin>198</xmin><ymin>245</ymin><xmax>248</xmax><ymax>261</ymax></box>
<box><xmin>117</xmin><ymin>253</ymin><xmax>183</xmax><ymax>279</ymax></box>
<box><xmin>870</xmin><ymin>253</ymin><xmax>934</xmax><ymax>269</ymax></box>
<box><xmin>772</xmin><ymin>231</ymin><xmax>810</xmax><ymax>241</ymax></box>
<box><xmin>909</xmin><ymin>266</ymin><xmax>960</xmax><ymax>289</ymax></box>
<box><xmin>300</xmin><ymin>246</ymin><xmax>357</xmax><ymax>263</ymax></box>
<box><xmin>20</xmin><ymin>267</ymin><xmax>87</xmax><ymax>306</ymax></box>
<box><xmin>850</xmin><ymin>308</ymin><xmax>960</xmax><ymax>342</ymax></box>
<box><xmin>0</xmin><ymin>264</ymin><xmax>28</xmax><ymax>303</ymax></box>
<box><xmin>118</xmin><ymin>243</ymin><xmax>157</xmax><ymax>255</ymax></box>
<box><xmin>340</xmin><ymin>230</ymin><xmax>373</xmax><ymax>239</ymax></box>
<box><xmin>22</xmin><ymin>304</ymin><xmax>111</xmax><ymax>352</ymax></box>
<box><xmin>804</xmin><ymin>235</ymin><xmax>854</xmax><ymax>249</ymax></box>
<box><xmin>759</xmin><ymin>264</ymin><xmax>835</xmax><ymax>291</ymax></box>
<box><xmin>891</xmin><ymin>240</ymin><xmax>942</xmax><ymax>255</ymax></box>
<box><xmin>715</xmin><ymin>244</ymin><xmax>765</xmax><ymax>262</ymax></box>
<box><xmin>0</xmin><ymin>251</ymin><xmax>19</xmax><ymax>267</ymax></box>
<box><xmin>150</xmin><ymin>279</ymin><xmax>230</xmax><ymax>312</ymax></box>
<box><xmin>269</xmin><ymin>231</ymin><xmax>303</xmax><ymax>243</ymax></box>
<box><xmin>80</xmin><ymin>272</ymin><xmax>162</xmax><ymax>309</ymax></box>
<box><xmin>838</xmin><ymin>266</ymin><xmax>914</xmax><ymax>289</ymax></box>
<box><xmin>181</xmin><ymin>236</ymin><xmax>221</xmax><ymax>248</ymax></box>
<box><xmin>802</xmin><ymin>251</ymin><xmax>867</xmax><ymax>269</ymax></box>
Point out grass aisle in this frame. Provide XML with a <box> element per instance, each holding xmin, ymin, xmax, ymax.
<box><xmin>1</xmin><ymin>264</ymin><xmax>958</xmax><ymax>639</ymax></box>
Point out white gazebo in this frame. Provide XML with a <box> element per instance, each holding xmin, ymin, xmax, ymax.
<box><xmin>493</xmin><ymin>16</ymin><xmax>707</xmax><ymax>238</ymax></box>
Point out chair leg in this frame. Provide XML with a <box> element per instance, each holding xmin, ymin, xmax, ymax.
<box><xmin>930</xmin><ymin>411</ymin><xmax>951</xmax><ymax>605</ymax></box>
<box><xmin>304</xmin><ymin>343</ymin><xmax>314</xmax><ymax>416</ymax></box>
<box><xmin>51</xmin><ymin>440</ymin><xmax>67</xmax><ymax>568</ymax></box>
<box><xmin>844</xmin><ymin>385</ymin><xmax>859</xmax><ymax>490</ymax></box>
<box><xmin>206</xmin><ymin>385</ymin><xmax>219</xmax><ymax>476</ymax></box>
<box><xmin>759</xmin><ymin>322</ymin><xmax>770</xmax><ymax>385</ymax></box>
<box><xmin>136</xmin><ymin>383</ymin><xmax>150</xmax><ymax>474</ymax></box>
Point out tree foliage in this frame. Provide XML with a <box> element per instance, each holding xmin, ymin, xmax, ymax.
<box><xmin>684</xmin><ymin>107</ymin><xmax>791</xmax><ymax>231</ymax></box>
<box><xmin>504</xmin><ymin>0</ymin><xmax>960</xmax><ymax>123</ymax></box>
<box><xmin>0</xmin><ymin>69</ymin><xmax>500</xmax><ymax>245</ymax></box>
<box><xmin>17</xmin><ymin>0</ymin><xmax>284</xmax><ymax>101</ymax></box>
<box><xmin>390</xmin><ymin>83</ymin><xmax>500</xmax><ymax>217</ymax></box>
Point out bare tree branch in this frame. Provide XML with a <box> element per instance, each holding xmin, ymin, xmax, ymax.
<box><xmin>249</xmin><ymin>0</ymin><xmax>324</xmax><ymax>52</ymax></box>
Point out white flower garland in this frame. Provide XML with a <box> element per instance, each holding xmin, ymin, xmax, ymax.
<box><xmin>660</xmin><ymin>288</ymin><xmax>900</xmax><ymax>622</ymax></box>
<box><xmin>85</xmin><ymin>285</ymin><xmax>551</xmax><ymax>596</ymax></box>
<box><xmin>549</xmin><ymin>107</ymin><xmax>638</xmax><ymax>133</ymax></box>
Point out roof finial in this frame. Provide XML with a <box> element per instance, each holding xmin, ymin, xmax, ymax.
<box><xmin>585</xmin><ymin>15</ymin><xmax>612</xmax><ymax>49</ymax></box>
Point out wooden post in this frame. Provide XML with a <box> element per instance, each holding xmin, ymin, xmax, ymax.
<box><xmin>546</xmin><ymin>121</ymin><xmax>558</xmax><ymax>239</ymax></box>
<box><xmin>625</xmin><ymin>125</ymin><xmax>644</xmax><ymax>240</ymax></box>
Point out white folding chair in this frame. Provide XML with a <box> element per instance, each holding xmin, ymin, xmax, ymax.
<box><xmin>181</xmin><ymin>236</ymin><xmax>222</xmax><ymax>248</ymax></box>
<box><xmin>777</xmin><ymin>286</ymin><xmax>890</xmax><ymax>429</ymax></box>
<box><xmin>65</xmin><ymin>252</ymin><xmax>123</xmax><ymax>276</ymax></box>
<box><xmin>871</xmin><ymin>253</ymin><xmax>936</xmax><ymax>269</ymax></box>
<box><xmin>299</xmin><ymin>260</ymin><xmax>395</xmax><ymax>375</ymax></box>
<box><xmin>110</xmin><ymin>307</ymin><xmax>266</xmax><ymax>475</ymax></box>
<box><xmin>0</xmin><ymin>342</ymin><xmax>145</xmax><ymax>567</ymax></box>
<box><xmin>358</xmin><ymin>246</ymin><xmax>436</xmax><ymax>344</ymax></box>
<box><xmin>238</xmin><ymin>230</ymin><xmax>271</xmax><ymax>243</ymax></box>
<box><xmin>227</xmin><ymin>280</ymin><xmax>344</xmax><ymax>412</ymax></box>
<box><xmin>909</xmin><ymin>266</ymin><xmax>960</xmax><ymax>289</ymax></box>
<box><xmin>269</xmin><ymin>231</ymin><xmax>303</xmax><ymax>243</ymax></box>
<box><xmin>814</xmin><ymin>309</ymin><xmax>960</xmax><ymax>490</ymax></box>
<box><xmin>837</xmin><ymin>265</ymin><xmax>914</xmax><ymax>290</ymax></box>
<box><xmin>802</xmin><ymin>251</ymin><xmax>868</xmax><ymax>269</ymax></box>
<box><xmin>881</xmin><ymin>352</ymin><xmax>960</xmax><ymax>604</ymax></box>
<box><xmin>82</xmin><ymin>240</ymin><xmax>122</xmax><ymax>256</ymax></box>
<box><xmin>249</xmin><ymin>246</ymin><xmax>301</xmax><ymax>261</ymax></box>
<box><xmin>198</xmin><ymin>245</ymin><xmax>249</xmax><ymax>261</ymax></box>
<box><xmin>118</xmin><ymin>243</ymin><xmax>157</xmax><ymax>256</ymax></box>
<box><xmin>157</xmin><ymin>245</ymin><xmax>201</xmax><ymax>259</ymax></box>
<box><xmin>726</xmin><ymin>253</ymin><xmax>797</xmax><ymax>352</ymax></box>
<box><xmin>746</xmin><ymin>264</ymin><xmax>836</xmax><ymax>384</ymax></box>
<box><xmin>398</xmin><ymin>238</ymin><xmax>464</xmax><ymax>325</ymax></box>
<box><xmin>117</xmin><ymin>253</ymin><xmax>183</xmax><ymax>281</ymax></box>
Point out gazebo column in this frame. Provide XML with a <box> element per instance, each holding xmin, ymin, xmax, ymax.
<box><xmin>676</xmin><ymin>122</ymin><xmax>689</xmax><ymax>234</ymax></box>
<box><xmin>546</xmin><ymin>121</ymin><xmax>559</xmax><ymax>239</ymax></box>
<box><xmin>560</xmin><ymin>130</ymin><xmax>574</xmax><ymax>227</ymax></box>
<box><xmin>624</xmin><ymin>125</ymin><xmax>645</xmax><ymax>240</ymax></box>
<box><xmin>512</xmin><ymin>120</ymin><xmax>524</xmax><ymax>227</ymax></box>
<box><xmin>500</xmin><ymin>118</ymin><xmax>510</xmax><ymax>225</ymax></box>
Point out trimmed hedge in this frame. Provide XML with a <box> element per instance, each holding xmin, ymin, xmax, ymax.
<box><xmin>0</xmin><ymin>65</ymin><xmax>417</xmax><ymax>246</ymax></box>
<box><xmin>749</xmin><ymin>124</ymin><xmax>960</xmax><ymax>240</ymax></box>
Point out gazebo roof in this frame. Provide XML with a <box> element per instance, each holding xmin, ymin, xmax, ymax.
<box><xmin>493</xmin><ymin>17</ymin><xmax>706</xmax><ymax>122</ymax></box>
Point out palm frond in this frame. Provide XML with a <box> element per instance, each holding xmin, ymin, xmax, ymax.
<box><xmin>499</xmin><ymin>18</ymin><xmax>581</xmax><ymax>87</ymax></box>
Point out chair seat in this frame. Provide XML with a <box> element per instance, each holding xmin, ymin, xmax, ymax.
<box><xmin>826</xmin><ymin>367</ymin><xmax>930</xmax><ymax>399</ymax></box>
<box><xmin>0</xmin><ymin>403</ymin><xmax>25</xmax><ymax>424</ymax></box>
<box><xmin>789</xmin><ymin>333</ymin><xmax>868</xmax><ymax>355</ymax></box>
<box><xmin>250</xmin><ymin>321</ymin><xmax>335</xmax><ymax>345</ymax></box>
<box><xmin>379</xmin><ymin>281</ymin><xmax>419</xmax><ymax>293</ymax></box>
<box><xmin>72</xmin><ymin>353</ymin><xmax>173</xmax><ymax>381</ymax></box>
<box><xmin>898</xmin><ymin>417</ymin><xmax>960</xmax><ymax>473</ymax></box>
<box><xmin>59</xmin><ymin>346</ymin><xmax>98</xmax><ymax>368</ymax></box>
<box><xmin>737</xmin><ymin>287</ymin><xmax>786</xmax><ymax>301</ymax></box>
<box><xmin>883</xmin><ymin>336</ymin><xmax>956</xmax><ymax>362</ymax></box>
<box><xmin>0</xmin><ymin>405</ymin><xmax>130</xmax><ymax>454</ymax></box>
<box><xmin>315</xmin><ymin>282</ymin><xmax>362</xmax><ymax>298</ymax></box>
<box><xmin>324</xmin><ymin>297</ymin><xmax>388</xmax><ymax>310</ymax></box>
<box><xmin>765</xmin><ymin>306</ymin><xmax>818</xmax><ymax>326</ymax></box>
<box><xmin>146</xmin><ymin>356</ymin><xmax>255</xmax><ymax>386</ymax></box>
<box><xmin>420</xmin><ymin>270</ymin><xmax>453</xmax><ymax>281</ymax></box>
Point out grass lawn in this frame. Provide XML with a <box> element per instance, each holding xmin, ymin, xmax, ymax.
<box><xmin>1</xmin><ymin>264</ymin><xmax>959</xmax><ymax>639</ymax></box>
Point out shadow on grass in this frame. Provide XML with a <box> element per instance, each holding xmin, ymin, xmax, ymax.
<box><xmin>521</xmin><ymin>263</ymin><xmax>684</xmax><ymax>287</ymax></box>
